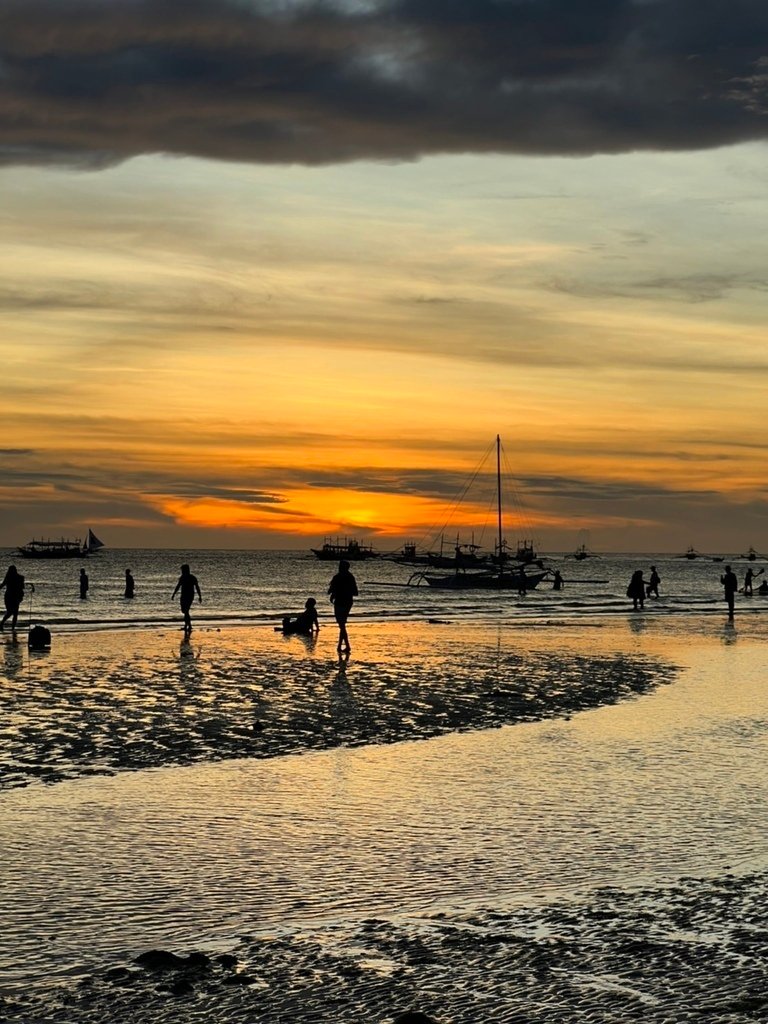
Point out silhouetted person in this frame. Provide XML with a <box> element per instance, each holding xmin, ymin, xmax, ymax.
<box><xmin>758</xmin><ymin>580</ymin><xmax>768</xmax><ymax>596</ymax></box>
<box><xmin>172</xmin><ymin>563</ymin><xmax>202</xmax><ymax>633</ymax></box>
<box><xmin>79</xmin><ymin>567</ymin><xmax>89</xmax><ymax>600</ymax></box>
<box><xmin>743</xmin><ymin>567</ymin><xmax>762</xmax><ymax>596</ymax></box>
<box><xmin>0</xmin><ymin>565</ymin><xmax>26</xmax><ymax>630</ymax></box>
<box><xmin>124</xmin><ymin>569</ymin><xmax>135</xmax><ymax>599</ymax></box>
<box><xmin>646</xmin><ymin>565</ymin><xmax>661</xmax><ymax>599</ymax></box>
<box><xmin>552</xmin><ymin>569</ymin><xmax>564</xmax><ymax>591</ymax></box>
<box><xmin>627</xmin><ymin>570</ymin><xmax>645</xmax><ymax>610</ymax></box>
<box><xmin>328</xmin><ymin>559</ymin><xmax>358</xmax><ymax>654</ymax></box>
<box><xmin>721</xmin><ymin>565</ymin><xmax>738</xmax><ymax>621</ymax></box>
<box><xmin>280</xmin><ymin>597</ymin><xmax>320</xmax><ymax>636</ymax></box>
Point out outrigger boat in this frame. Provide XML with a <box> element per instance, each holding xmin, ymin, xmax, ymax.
<box><xmin>18</xmin><ymin>528</ymin><xmax>105</xmax><ymax>559</ymax></box>
<box><xmin>311</xmin><ymin>537</ymin><xmax>379</xmax><ymax>561</ymax></box>
<box><xmin>410</xmin><ymin>436</ymin><xmax>548</xmax><ymax>591</ymax></box>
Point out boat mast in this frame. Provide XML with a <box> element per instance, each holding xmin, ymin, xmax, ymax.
<box><xmin>496</xmin><ymin>434</ymin><xmax>503</xmax><ymax>573</ymax></box>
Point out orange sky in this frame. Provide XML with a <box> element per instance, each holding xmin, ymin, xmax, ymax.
<box><xmin>2</xmin><ymin>148</ymin><xmax>768</xmax><ymax>552</ymax></box>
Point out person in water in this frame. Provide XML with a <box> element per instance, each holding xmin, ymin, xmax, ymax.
<box><xmin>280</xmin><ymin>597</ymin><xmax>320</xmax><ymax>636</ymax></box>
<box><xmin>721</xmin><ymin>564</ymin><xmax>738</xmax><ymax>621</ymax></box>
<box><xmin>0</xmin><ymin>565</ymin><xmax>26</xmax><ymax>630</ymax></box>
<box><xmin>552</xmin><ymin>569</ymin><xmax>564</xmax><ymax>591</ymax></box>
<box><xmin>172</xmin><ymin>564</ymin><xmax>202</xmax><ymax>633</ymax></box>
<box><xmin>646</xmin><ymin>565</ymin><xmax>661</xmax><ymax>599</ymax></box>
<box><xmin>79</xmin><ymin>567</ymin><xmax>89</xmax><ymax>600</ymax></box>
<box><xmin>627</xmin><ymin>569</ymin><xmax>646</xmax><ymax>610</ymax></box>
<box><xmin>124</xmin><ymin>569</ymin><xmax>135</xmax><ymax>599</ymax></box>
<box><xmin>743</xmin><ymin>567</ymin><xmax>762</xmax><ymax>596</ymax></box>
<box><xmin>328</xmin><ymin>559</ymin><xmax>358</xmax><ymax>654</ymax></box>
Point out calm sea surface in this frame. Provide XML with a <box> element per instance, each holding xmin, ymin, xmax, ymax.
<box><xmin>3</xmin><ymin>547</ymin><xmax>766</xmax><ymax>630</ymax></box>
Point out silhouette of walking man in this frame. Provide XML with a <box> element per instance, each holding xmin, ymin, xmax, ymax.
<box><xmin>172</xmin><ymin>564</ymin><xmax>202</xmax><ymax>634</ymax></box>
<box><xmin>721</xmin><ymin>564</ymin><xmax>738</xmax><ymax>621</ymax></box>
<box><xmin>627</xmin><ymin>569</ymin><xmax>646</xmax><ymax>610</ymax></box>
<box><xmin>328</xmin><ymin>559</ymin><xmax>358</xmax><ymax>655</ymax></box>
<box><xmin>124</xmin><ymin>569</ymin><xmax>135</xmax><ymax>599</ymax></box>
<box><xmin>646</xmin><ymin>565</ymin><xmax>661</xmax><ymax>598</ymax></box>
<box><xmin>79</xmin><ymin>567</ymin><xmax>89</xmax><ymax>600</ymax></box>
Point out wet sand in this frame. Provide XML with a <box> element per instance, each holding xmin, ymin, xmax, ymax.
<box><xmin>4</xmin><ymin>869</ymin><xmax>768</xmax><ymax>1023</ymax></box>
<box><xmin>2</xmin><ymin>617</ymin><xmax>766</xmax><ymax>1023</ymax></box>
<box><xmin>0</xmin><ymin>621</ymin><xmax>675</xmax><ymax>789</ymax></box>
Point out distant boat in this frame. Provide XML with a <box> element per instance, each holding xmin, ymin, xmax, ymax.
<box><xmin>739</xmin><ymin>546</ymin><xmax>762</xmax><ymax>561</ymax></box>
<box><xmin>386</xmin><ymin>542</ymin><xmax>432</xmax><ymax>565</ymax></box>
<box><xmin>427</xmin><ymin>536</ymin><xmax>491</xmax><ymax>570</ymax></box>
<box><xmin>18</xmin><ymin>528</ymin><xmax>105</xmax><ymax>559</ymax></box>
<box><xmin>678</xmin><ymin>546</ymin><xmax>703</xmax><ymax>560</ymax></box>
<box><xmin>570</xmin><ymin>542</ymin><xmax>597</xmax><ymax>561</ymax></box>
<box><xmin>311</xmin><ymin>537</ymin><xmax>378</xmax><ymax>561</ymax></box>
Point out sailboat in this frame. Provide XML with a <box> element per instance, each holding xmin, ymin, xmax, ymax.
<box><xmin>18</xmin><ymin>527</ymin><xmax>106</xmax><ymax>559</ymax></box>
<box><xmin>413</xmin><ymin>436</ymin><xmax>549</xmax><ymax>591</ymax></box>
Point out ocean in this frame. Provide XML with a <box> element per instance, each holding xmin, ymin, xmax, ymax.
<box><xmin>4</xmin><ymin>547</ymin><xmax>764</xmax><ymax>632</ymax></box>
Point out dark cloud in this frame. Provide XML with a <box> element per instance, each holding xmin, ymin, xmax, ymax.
<box><xmin>0</xmin><ymin>0</ymin><xmax>767</xmax><ymax>168</ymax></box>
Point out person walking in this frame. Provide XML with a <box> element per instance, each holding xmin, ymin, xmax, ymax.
<box><xmin>626</xmin><ymin>569</ymin><xmax>646</xmax><ymax>611</ymax></box>
<box><xmin>721</xmin><ymin>564</ymin><xmax>738</xmax><ymax>621</ymax></box>
<box><xmin>0</xmin><ymin>565</ymin><xmax>26</xmax><ymax>630</ymax></box>
<box><xmin>646</xmin><ymin>565</ymin><xmax>661</xmax><ymax>599</ymax></box>
<box><xmin>124</xmin><ymin>569</ymin><xmax>135</xmax><ymax>599</ymax></box>
<box><xmin>172</xmin><ymin>564</ymin><xmax>202</xmax><ymax>634</ymax></box>
<box><xmin>328</xmin><ymin>559</ymin><xmax>358</xmax><ymax>655</ymax></box>
<box><xmin>79</xmin><ymin>567</ymin><xmax>89</xmax><ymax>600</ymax></box>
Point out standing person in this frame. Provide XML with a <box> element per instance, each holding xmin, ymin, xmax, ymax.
<box><xmin>79</xmin><ymin>567</ymin><xmax>89</xmax><ymax>600</ymax></box>
<box><xmin>124</xmin><ymin>569</ymin><xmax>135</xmax><ymax>599</ymax></box>
<box><xmin>626</xmin><ymin>569</ymin><xmax>646</xmax><ymax>610</ymax></box>
<box><xmin>646</xmin><ymin>565</ymin><xmax>661</xmax><ymax>599</ymax></box>
<box><xmin>172</xmin><ymin>563</ymin><xmax>202</xmax><ymax>634</ymax></box>
<box><xmin>552</xmin><ymin>569</ymin><xmax>564</xmax><ymax>591</ymax></box>
<box><xmin>743</xmin><ymin>567</ymin><xmax>762</xmax><ymax>596</ymax></box>
<box><xmin>328</xmin><ymin>559</ymin><xmax>358</xmax><ymax>655</ymax></box>
<box><xmin>721</xmin><ymin>564</ymin><xmax>738</xmax><ymax>621</ymax></box>
<box><xmin>0</xmin><ymin>565</ymin><xmax>26</xmax><ymax>630</ymax></box>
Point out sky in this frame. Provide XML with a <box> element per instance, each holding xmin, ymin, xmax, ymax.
<box><xmin>1</xmin><ymin>0</ymin><xmax>767</xmax><ymax>553</ymax></box>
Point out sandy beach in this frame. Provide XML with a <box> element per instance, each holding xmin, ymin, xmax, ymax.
<box><xmin>2</xmin><ymin>615</ymin><xmax>767</xmax><ymax>1023</ymax></box>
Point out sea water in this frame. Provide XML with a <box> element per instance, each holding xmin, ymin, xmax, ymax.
<box><xmin>3</xmin><ymin>547</ymin><xmax>764</xmax><ymax>631</ymax></box>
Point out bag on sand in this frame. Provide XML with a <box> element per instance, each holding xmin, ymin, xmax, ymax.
<box><xmin>28</xmin><ymin>625</ymin><xmax>51</xmax><ymax>650</ymax></box>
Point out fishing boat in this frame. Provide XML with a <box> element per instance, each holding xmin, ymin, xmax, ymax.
<box><xmin>311</xmin><ymin>537</ymin><xmax>379</xmax><ymax>561</ymax></box>
<box><xmin>413</xmin><ymin>436</ymin><xmax>548</xmax><ymax>591</ymax></box>
<box><xmin>570</xmin><ymin>542</ymin><xmax>598</xmax><ymax>561</ymax></box>
<box><xmin>18</xmin><ymin>528</ymin><xmax>105</xmax><ymax>559</ymax></box>
<box><xmin>427</xmin><ymin>536</ymin><xmax>491</xmax><ymax>570</ymax></box>
<box><xmin>678</xmin><ymin>546</ymin><xmax>703</xmax><ymax>560</ymax></box>
<box><xmin>386</xmin><ymin>542</ymin><xmax>432</xmax><ymax>565</ymax></box>
<box><xmin>739</xmin><ymin>546</ymin><xmax>762</xmax><ymax>561</ymax></box>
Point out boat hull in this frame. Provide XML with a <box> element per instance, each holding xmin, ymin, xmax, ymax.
<box><xmin>421</xmin><ymin>570</ymin><xmax>547</xmax><ymax>591</ymax></box>
<box><xmin>311</xmin><ymin>547</ymin><xmax>378</xmax><ymax>561</ymax></box>
<box><xmin>18</xmin><ymin>546</ymin><xmax>87</xmax><ymax>559</ymax></box>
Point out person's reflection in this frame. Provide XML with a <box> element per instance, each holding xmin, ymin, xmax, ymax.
<box><xmin>177</xmin><ymin>637</ymin><xmax>203</xmax><ymax>687</ymax></box>
<box><xmin>721</xmin><ymin>621</ymin><xmax>738</xmax><ymax>646</ymax></box>
<box><xmin>3</xmin><ymin>636</ymin><xmax>23</xmax><ymax>679</ymax></box>
<box><xmin>627</xmin><ymin>613</ymin><xmax>648</xmax><ymax>635</ymax></box>
<box><xmin>329</xmin><ymin>653</ymin><xmax>356</xmax><ymax>731</ymax></box>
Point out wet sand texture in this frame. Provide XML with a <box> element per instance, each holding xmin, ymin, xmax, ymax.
<box><xmin>0</xmin><ymin>625</ymin><xmax>675</xmax><ymax>789</ymax></box>
<box><xmin>5</xmin><ymin>870</ymin><xmax>768</xmax><ymax>1023</ymax></box>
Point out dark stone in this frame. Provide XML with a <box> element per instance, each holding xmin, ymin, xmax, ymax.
<box><xmin>104</xmin><ymin>967</ymin><xmax>131</xmax><ymax>982</ymax></box>
<box><xmin>222</xmin><ymin>973</ymin><xmax>257</xmax><ymax>985</ymax></box>
<box><xmin>392</xmin><ymin>1014</ymin><xmax>438</xmax><ymax>1024</ymax></box>
<box><xmin>217</xmin><ymin>954</ymin><xmax>238</xmax><ymax>969</ymax></box>
<box><xmin>169</xmin><ymin>978</ymin><xmax>195</xmax><ymax>996</ymax></box>
<box><xmin>184</xmin><ymin>952</ymin><xmax>212</xmax><ymax>971</ymax></box>
<box><xmin>135</xmin><ymin>949</ymin><xmax>187</xmax><ymax>971</ymax></box>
